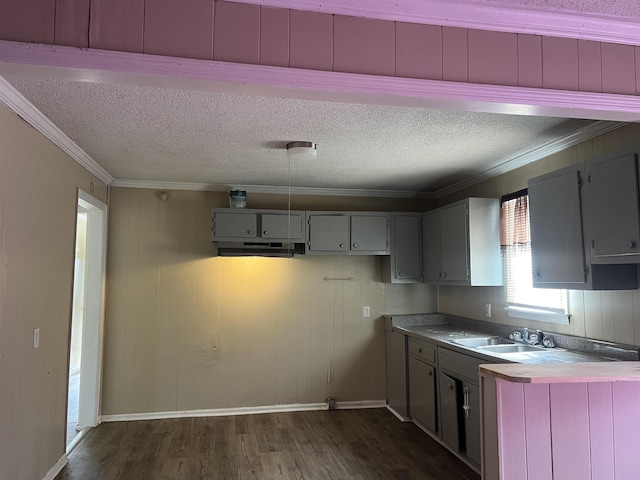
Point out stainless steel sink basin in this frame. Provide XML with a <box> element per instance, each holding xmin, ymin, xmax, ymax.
<box><xmin>478</xmin><ymin>344</ymin><xmax>546</xmax><ymax>353</ymax></box>
<box><xmin>452</xmin><ymin>337</ymin><xmax>514</xmax><ymax>347</ymax></box>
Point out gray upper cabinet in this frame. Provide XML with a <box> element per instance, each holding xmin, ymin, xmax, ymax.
<box><xmin>584</xmin><ymin>153</ymin><xmax>640</xmax><ymax>263</ymax></box>
<box><xmin>383</xmin><ymin>213</ymin><xmax>423</xmax><ymax>283</ymax></box>
<box><xmin>306</xmin><ymin>212</ymin><xmax>390</xmax><ymax>255</ymax></box>
<box><xmin>528</xmin><ymin>164</ymin><xmax>637</xmax><ymax>290</ymax></box>
<box><xmin>211</xmin><ymin>208</ymin><xmax>305</xmax><ymax>242</ymax></box>
<box><xmin>529</xmin><ymin>165</ymin><xmax>586</xmax><ymax>287</ymax></box>
<box><xmin>422</xmin><ymin>198</ymin><xmax>502</xmax><ymax>286</ymax></box>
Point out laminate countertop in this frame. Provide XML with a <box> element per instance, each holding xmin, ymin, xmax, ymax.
<box><xmin>385</xmin><ymin>313</ymin><xmax>639</xmax><ymax>365</ymax></box>
<box><xmin>479</xmin><ymin>361</ymin><xmax>640</xmax><ymax>383</ymax></box>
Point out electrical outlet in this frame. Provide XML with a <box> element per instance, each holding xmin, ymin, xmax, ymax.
<box><xmin>363</xmin><ymin>306</ymin><xmax>371</xmax><ymax>318</ymax></box>
<box><xmin>33</xmin><ymin>328</ymin><xmax>40</xmax><ymax>349</ymax></box>
<box><xmin>485</xmin><ymin>303</ymin><xmax>492</xmax><ymax>318</ymax></box>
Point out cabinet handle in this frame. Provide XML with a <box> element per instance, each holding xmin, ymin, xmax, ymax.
<box><xmin>629</xmin><ymin>241</ymin><xmax>636</xmax><ymax>249</ymax></box>
<box><xmin>398</xmin><ymin>271</ymin><xmax>403</xmax><ymax>277</ymax></box>
<box><xmin>353</xmin><ymin>243</ymin><xmax>358</xmax><ymax>248</ymax></box>
<box><xmin>428</xmin><ymin>371</ymin><xmax>432</xmax><ymax>377</ymax></box>
<box><xmin>418</xmin><ymin>348</ymin><xmax>423</xmax><ymax>353</ymax></box>
<box><xmin>247</xmin><ymin>230</ymin><xmax>253</xmax><ymax>235</ymax></box>
<box><xmin>263</xmin><ymin>230</ymin><xmax>268</xmax><ymax>236</ymax></box>
<box><xmin>339</xmin><ymin>243</ymin><xmax>345</xmax><ymax>249</ymax></box>
<box><xmin>449</xmin><ymin>384</ymin><xmax>454</xmax><ymax>391</ymax></box>
<box><xmin>442</xmin><ymin>272</ymin><xmax>447</xmax><ymax>279</ymax></box>
<box><xmin>463</xmin><ymin>387</ymin><xmax>470</xmax><ymax>418</ymax></box>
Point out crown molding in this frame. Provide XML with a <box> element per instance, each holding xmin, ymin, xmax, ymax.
<box><xmin>434</xmin><ymin>120</ymin><xmax>627</xmax><ymax>199</ymax></box>
<box><xmin>229</xmin><ymin>0</ymin><xmax>640</xmax><ymax>46</ymax></box>
<box><xmin>110</xmin><ymin>179</ymin><xmax>436</xmax><ymax>199</ymax></box>
<box><xmin>0</xmin><ymin>75</ymin><xmax>114</xmax><ymax>185</ymax></box>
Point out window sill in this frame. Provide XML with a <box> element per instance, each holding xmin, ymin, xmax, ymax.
<box><xmin>506</xmin><ymin>305</ymin><xmax>570</xmax><ymax>325</ymax></box>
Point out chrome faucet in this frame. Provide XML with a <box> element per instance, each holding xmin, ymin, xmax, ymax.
<box><xmin>523</xmin><ymin>328</ymin><xmax>540</xmax><ymax>345</ymax></box>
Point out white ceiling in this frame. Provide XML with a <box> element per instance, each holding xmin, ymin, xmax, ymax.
<box><xmin>4</xmin><ymin>75</ymin><xmax>616</xmax><ymax>194</ymax></box>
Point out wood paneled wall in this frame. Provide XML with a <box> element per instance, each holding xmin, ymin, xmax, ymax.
<box><xmin>1</xmin><ymin>1</ymin><xmax>639</xmax><ymax>95</ymax></box>
<box><xmin>0</xmin><ymin>102</ymin><xmax>108</xmax><ymax>479</ymax></box>
<box><xmin>439</xmin><ymin>123</ymin><xmax>640</xmax><ymax>345</ymax></box>
<box><xmin>102</xmin><ymin>188</ymin><xmax>437</xmax><ymax>415</ymax></box>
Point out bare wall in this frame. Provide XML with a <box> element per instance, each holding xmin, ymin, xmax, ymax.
<box><xmin>0</xmin><ymin>102</ymin><xmax>108</xmax><ymax>479</ymax></box>
<box><xmin>102</xmin><ymin>188</ymin><xmax>437</xmax><ymax>415</ymax></box>
<box><xmin>438</xmin><ymin>123</ymin><xmax>640</xmax><ymax>345</ymax></box>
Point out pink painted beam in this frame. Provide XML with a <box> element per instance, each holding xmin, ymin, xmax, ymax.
<box><xmin>395</xmin><ymin>22</ymin><xmax>442</xmax><ymax>80</ymax></box>
<box><xmin>601</xmin><ymin>43</ymin><xmax>636</xmax><ymax>95</ymax></box>
<box><xmin>260</xmin><ymin>6</ymin><xmax>289</xmax><ymax>67</ymax></box>
<box><xmin>496</xmin><ymin>380</ymin><xmax>527</xmax><ymax>480</ymax></box>
<box><xmin>214</xmin><ymin>1</ymin><xmax>260</xmax><ymax>64</ymax></box>
<box><xmin>542</xmin><ymin>36</ymin><xmax>579</xmax><ymax>91</ymax></box>
<box><xmin>442</xmin><ymin>27</ymin><xmax>467</xmax><ymax>83</ymax></box>
<box><xmin>612</xmin><ymin>382</ymin><xmax>640</xmax><ymax>480</ymax></box>
<box><xmin>289</xmin><ymin>10</ymin><xmax>333</xmax><ymax>71</ymax></box>
<box><xmin>578</xmin><ymin>40</ymin><xmax>602</xmax><ymax>93</ymax></box>
<box><xmin>468</xmin><ymin>29</ymin><xmax>517</xmax><ymax>86</ymax></box>
<box><xmin>144</xmin><ymin>0</ymin><xmax>214</xmax><ymax>60</ymax></box>
<box><xmin>0</xmin><ymin>0</ymin><xmax>55</xmax><ymax>44</ymax></box>
<box><xmin>89</xmin><ymin>0</ymin><xmax>144</xmax><ymax>53</ymax></box>
<box><xmin>333</xmin><ymin>15</ymin><xmax>395</xmax><ymax>76</ymax></box>
<box><xmin>517</xmin><ymin>34</ymin><xmax>542</xmax><ymax>88</ymax></box>
<box><xmin>54</xmin><ymin>0</ymin><xmax>90</xmax><ymax>48</ymax></box>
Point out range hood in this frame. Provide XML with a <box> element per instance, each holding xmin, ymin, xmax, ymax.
<box><xmin>216</xmin><ymin>241</ymin><xmax>304</xmax><ymax>258</ymax></box>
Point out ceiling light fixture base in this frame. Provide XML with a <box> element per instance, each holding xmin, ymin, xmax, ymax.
<box><xmin>286</xmin><ymin>141</ymin><xmax>317</xmax><ymax>161</ymax></box>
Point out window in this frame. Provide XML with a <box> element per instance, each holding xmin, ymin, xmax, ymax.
<box><xmin>501</xmin><ymin>191</ymin><xmax>569</xmax><ymax>324</ymax></box>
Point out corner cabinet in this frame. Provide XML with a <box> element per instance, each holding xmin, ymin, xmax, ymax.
<box><xmin>383</xmin><ymin>213</ymin><xmax>423</xmax><ymax>283</ymax></box>
<box><xmin>528</xmin><ymin>165</ymin><xmax>637</xmax><ymax>290</ymax></box>
<box><xmin>305</xmin><ymin>212</ymin><xmax>390</xmax><ymax>255</ymax></box>
<box><xmin>211</xmin><ymin>208</ymin><xmax>305</xmax><ymax>242</ymax></box>
<box><xmin>422</xmin><ymin>198</ymin><xmax>503</xmax><ymax>286</ymax></box>
<box><xmin>408</xmin><ymin>338</ymin><xmax>438</xmax><ymax>434</ymax></box>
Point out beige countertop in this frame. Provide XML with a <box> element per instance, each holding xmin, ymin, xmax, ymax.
<box><xmin>479</xmin><ymin>361</ymin><xmax>640</xmax><ymax>383</ymax></box>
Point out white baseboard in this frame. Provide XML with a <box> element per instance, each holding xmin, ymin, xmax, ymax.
<box><xmin>42</xmin><ymin>453</ymin><xmax>67</xmax><ymax>480</ymax></box>
<box><xmin>386</xmin><ymin>405</ymin><xmax>413</xmax><ymax>422</ymax></box>
<box><xmin>101</xmin><ymin>400</ymin><xmax>386</xmax><ymax>423</ymax></box>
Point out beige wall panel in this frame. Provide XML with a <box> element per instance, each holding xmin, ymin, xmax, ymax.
<box><xmin>0</xmin><ymin>101</ymin><xmax>107</xmax><ymax>479</ymax></box>
<box><xmin>438</xmin><ymin>123</ymin><xmax>640</xmax><ymax>346</ymax></box>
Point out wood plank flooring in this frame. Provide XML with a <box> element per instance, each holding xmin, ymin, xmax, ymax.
<box><xmin>56</xmin><ymin>408</ymin><xmax>480</xmax><ymax>480</ymax></box>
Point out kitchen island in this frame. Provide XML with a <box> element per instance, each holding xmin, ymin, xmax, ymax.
<box><xmin>480</xmin><ymin>362</ymin><xmax>640</xmax><ymax>480</ymax></box>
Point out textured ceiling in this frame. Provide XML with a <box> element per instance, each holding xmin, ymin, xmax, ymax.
<box><xmin>6</xmin><ymin>76</ymin><xmax>602</xmax><ymax>193</ymax></box>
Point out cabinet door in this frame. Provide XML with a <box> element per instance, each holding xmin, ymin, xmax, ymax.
<box><xmin>308</xmin><ymin>215</ymin><xmax>349</xmax><ymax>252</ymax></box>
<box><xmin>439</xmin><ymin>372</ymin><xmax>460</xmax><ymax>452</ymax></box>
<box><xmin>408</xmin><ymin>357</ymin><xmax>437</xmax><ymax>433</ymax></box>
<box><xmin>393</xmin><ymin>214</ymin><xmax>422</xmax><ymax>281</ymax></box>
<box><xmin>585</xmin><ymin>153</ymin><xmax>640</xmax><ymax>260</ymax></box>
<box><xmin>351</xmin><ymin>215</ymin><xmax>388</xmax><ymax>252</ymax></box>
<box><xmin>529</xmin><ymin>166</ymin><xmax>586</xmax><ymax>286</ymax></box>
<box><xmin>463</xmin><ymin>382</ymin><xmax>481</xmax><ymax>466</ymax></box>
<box><xmin>440</xmin><ymin>203</ymin><xmax>469</xmax><ymax>281</ymax></box>
<box><xmin>261</xmin><ymin>213</ymin><xmax>304</xmax><ymax>241</ymax></box>
<box><xmin>422</xmin><ymin>211</ymin><xmax>442</xmax><ymax>282</ymax></box>
<box><xmin>386</xmin><ymin>331</ymin><xmax>408</xmax><ymax>418</ymax></box>
<box><xmin>213</xmin><ymin>212</ymin><xmax>257</xmax><ymax>239</ymax></box>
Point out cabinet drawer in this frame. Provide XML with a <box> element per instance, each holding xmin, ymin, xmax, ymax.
<box><xmin>408</xmin><ymin>339</ymin><xmax>436</xmax><ymax>364</ymax></box>
<box><xmin>438</xmin><ymin>347</ymin><xmax>485</xmax><ymax>384</ymax></box>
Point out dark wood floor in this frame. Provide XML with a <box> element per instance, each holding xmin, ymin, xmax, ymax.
<box><xmin>56</xmin><ymin>408</ymin><xmax>480</xmax><ymax>480</ymax></box>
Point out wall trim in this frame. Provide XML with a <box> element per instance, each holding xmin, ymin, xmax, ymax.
<box><xmin>110</xmin><ymin>179</ymin><xmax>436</xmax><ymax>199</ymax></box>
<box><xmin>0</xmin><ymin>75</ymin><xmax>114</xmax><ymax>185</ymax></box>
<box><xmin>101</xmin><ymin>400</ymin><xmax>386</xmax><ymax>422</ymax></box>
<box><xmin>228</xmin><ymin>0</ymin><xmax>640</xmax><ymax>46</ymax></box>
<box><xmin>434</xmin><ymin>120</ymin><xmax>627</xmax><ymax>198</ymax></box>
<box><xmin>42</xmin><ymin>454</ymin><xmax>67</xmax><ymax>480</ymax></box>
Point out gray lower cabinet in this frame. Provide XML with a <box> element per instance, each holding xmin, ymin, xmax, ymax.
<box><xmin>462</xmin><ymin>382</ymin><xmax>481</xmax><ymax>465</ymax></box>
<box><xmin>439</xmin><ymin>371</ymin><xmax>460</xmax><ymax>451</ymax></box>
<box><xmin>409</xmin><ymin>357</ymin><xmax>437</xmax><ymax>433</ymax></box>
<box><xmin>385</xmin><ymin>330</ymin><xmax>409</xmax><ymax>419</ymax></box>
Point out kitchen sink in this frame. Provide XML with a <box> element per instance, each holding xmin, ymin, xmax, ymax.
<box><xmin>477</xmin><ymin>344</ymin><xmax>546</xmax><ymax>353</ymax></box>
<box><xmin>452</xmin><ymin>336</ymin><xmax>514</xmax><ymax>347</ymax></box>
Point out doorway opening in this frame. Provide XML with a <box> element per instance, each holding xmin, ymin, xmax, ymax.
<box><xmin>67</xmin><ymin>189</ymin><xmax>107</xmax><ymax>451</ymax></box>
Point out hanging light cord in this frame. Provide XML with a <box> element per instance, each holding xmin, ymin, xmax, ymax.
<box><xmin>288</xmin><ymin>155</ymin><xmax>291</xmax><ymax>256</ymax></box>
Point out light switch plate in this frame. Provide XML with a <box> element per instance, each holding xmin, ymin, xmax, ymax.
<box><xmin>33</xmin><ymin>328</ymin><xmax>40</xmax><ymax>348</ymax></box>
<box><xmin>363</xmin><ymin>306</ymin><xmax>371</xmax><ymax>318</ymax></box>
<box><xmin>485</xmin><ymin>304</ymin><xmax>492</xmax><ymax>318</ymax></box>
